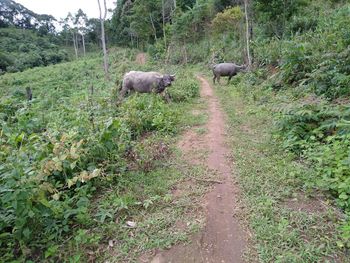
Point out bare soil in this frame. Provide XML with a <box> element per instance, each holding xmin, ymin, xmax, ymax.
<box><xmin>150</xmin><ymin>76</ymin><xmax>247</xmax><ymax>263</ymax></box>
<box><xmin>136</xmin><ymin>53</ymin><xmax>147</xmax><ymax>65</ymax></box>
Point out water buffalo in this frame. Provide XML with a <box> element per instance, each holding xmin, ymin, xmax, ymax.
<box><xmin>119</xmin><ymin>71</ymin><xmax>175</xmax><ymax>100</ymax></box>
<box><xmin>212</xmin><ymin>63</ymin><xmax>246</xmax><ymax>84</ymax></box>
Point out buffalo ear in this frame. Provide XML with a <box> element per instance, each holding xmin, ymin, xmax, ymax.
<box><xmin>170</xmin><ymin>74</ymin><xmax>176</xmax><ymax>81</ymax></box>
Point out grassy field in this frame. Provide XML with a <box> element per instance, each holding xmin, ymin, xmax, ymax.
<box><xmin>213</xmin><ymin>74</ymin><xmax>349</xmax><ymax>262</ymax></box>
<box><xmin>0</xmin><ymin>49</ymin><xmax>209</xmax><ymax>261</ymax></box>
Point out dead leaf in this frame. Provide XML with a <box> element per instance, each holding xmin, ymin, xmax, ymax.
<box><xmin>126</xmin><ymin>221</ymin><xmax>136</xmax><ymax>228</ymax></box>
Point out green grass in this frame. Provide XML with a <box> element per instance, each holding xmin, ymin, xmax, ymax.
<box><xmin>58</xmin><ymin>94</ymin><xmax>212</xmax><ymax>262</ymax></box>
<box><xmin>74</xmin><ymin>162</ymin><xmax>209</xmax><ymax>262</ymax></box>
<box><xmin>0</xmin><ymin>49</ymin><xmax>205</xmax><ymax>261</ymax></box>
<box><xmin>213</xmin><ymin>78</ymin><xmax>348</xmax><ymax>262</ymax></box>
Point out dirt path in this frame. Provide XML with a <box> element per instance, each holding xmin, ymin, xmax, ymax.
<box><xmin>136</xmin><ymin>52</ymin><xmax>147</xmax><ymax>65</ymax></box>
<box><xmin>151</xmin><ymin>76</ymin><xmax>247</xmax><ymax>263</ymax></box>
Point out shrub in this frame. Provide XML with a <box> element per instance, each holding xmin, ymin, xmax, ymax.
<box><xmin>308</xmin><ymin>135</ymin><xmax>350</xmax><ymax>210</ymax></box>
<box><xmin>288</xmin><ymin>16</ymin><xmax>318</xmax><ymax>34</ymax></box>
<box><xmin>168</xmin><ymin>77</ymin><xmax>200</xmax><ymax>102</ymax></box>
<box><xmin>308</xmin><ymin>47</ymin><xmax>350</xmax><ymax>98</ymax></box>
<box><xmin>280</xmin><ymin>41</ymin><xmax>315</xmax><ymax>84</ymax></box>
<box><xmin>275</xmin><ymin>97</ymin><xmax>349</xmax><ymax>153</ymax></box>
<box><xmin>0</xmin><ymin>52</ymin><xmax>13</xmax><ymax>72</ymax></box>
<box><xmin>252</xmin><ymin>37</ymin><xmax>282</xmax><ymax>66</ymax></box>
<box><xmin>118</xmin><ymin>95</ymin><xmax>179</xmax><ymax>137</ymax></box>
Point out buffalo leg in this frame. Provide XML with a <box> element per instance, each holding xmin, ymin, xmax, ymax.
<box><xmin>227</xmin><ymin>76</ymin><xmax>232</xmax><ymax>85</ymax></box>
<box><xmin>119</xmin><ymin>86</ymin><xmax>128</xmax><ymax>100</ymax></box>
<box><xmin>162</xmin><ymin>91</ymin><xmax>171</xmax><ymax>103</ymax></box>
<box><xmin>213</xmin><ymin>75</ymin><xmax>216</xmax><ymax>84</ymax></box>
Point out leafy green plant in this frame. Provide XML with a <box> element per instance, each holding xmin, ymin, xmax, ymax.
<box><xmin>308</xmin><ymin>136</ymin><xmax>350</xmax><ymax>210</ymax></box>
<box><xmin>168</xmin><ymin>77</ymin><xmax>200</xmax><ymax>102</ymax></box>
<box><xmin>275</xmin><ymin>98</ymin><xmax>343</xmax><ymax>153</ymax></box>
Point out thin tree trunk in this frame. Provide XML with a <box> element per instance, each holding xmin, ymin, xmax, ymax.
<box><xmin>82</xmin><ymin>34</ymin><xmax>86</xmax><ymax>56</ymax></box>
<box><xmin>75</xmin><ymin>33</ymin><xmax>79</xmax><ymax>51</ymax></box>
<box><xmin>72</xmin><ymin>32</ymin><xmax>78</xmax><ymax>59</ymax></box>
<box><xmin>165</xmin><ymin>43</ymin><xmax>171</xmax><ymax>64</ymax></box>
<box><xmin>182</xmin><ymin>42</ymin><xmax>187</xmax><ymax>64</ymax></box>
<box><xmin>149</xmin><ymin>14</ymin><xmax>158</xmax><ymax>42</ymax></box>
<box><xmin>97</xmin><ymin>0</ymin><xmax>109</xmax><ymax>79</ymax></box>
<box><xmin>249</xmin><ymin>19</ymin><xmax>254</xmax><ymax>64</ymax></box>
<box><xmin>244</xmin><ymin>0</ymin><xmax>251</xmax><ymax>69</ymax></box>
<box><xmin>162</xmin><ymin>0</ymin><xmax>167</xmax><ymax>48</ymax></box>
<box><xmin>26</xmin><ymin>87</ymin><xmax>32</xmax><ymax>101</ymax></box>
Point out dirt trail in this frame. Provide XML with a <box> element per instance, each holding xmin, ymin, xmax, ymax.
<box><xmin>151</xmin><ymin>76</ymin><xmax>247</xmax><ymax>263</ymax></box>
<box><xmin>136</xmin><ymin>52</ymin><xmax>147</xmax><ymax>65</ymax></box>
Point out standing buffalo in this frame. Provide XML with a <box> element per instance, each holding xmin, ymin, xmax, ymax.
<box><xmin>119</xmin><ymin>71</ymin><xmax>175</xmax><ymax>100</ymax></box>
<box><xmin>212</xmin><ymin>63</ymin><xmax>246</xmax><ymax>84</ymax></box>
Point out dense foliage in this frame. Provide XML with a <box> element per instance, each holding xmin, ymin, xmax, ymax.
<box><xmin>0</xmin><ymin>49</ymin><xmax>199</xmax><ymax>260</ymax></box>
<box><xmin>0</xmin><ymin>27</ymin><xmax>69</xmax><ymax>73</ymax></box>
<box><xmin>109</xmin><ymin>0</ymin><xmax>240</xmax><ymax>63</ymax></box>
<box><xmin>243</xmin><ymin>1</ymin><xmax>350</xmax><ymax>247</ymax></box>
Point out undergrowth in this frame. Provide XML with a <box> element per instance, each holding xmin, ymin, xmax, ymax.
<box><xmin>235</xmin><ymin>2</ymin><xmax>350</xmax><ymax>250</ymax></box>
<box><xmin>215</xmin><ymin>76</ymin><xmax>348</xmax><ymax>262</ymax></box>
<box><xmin>0</xmin><ymin>48</ymin><xmax>200</xmax><ymax>261</ymax></box>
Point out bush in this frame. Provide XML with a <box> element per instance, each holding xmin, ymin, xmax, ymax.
<box><xmin>252</xmin><ymin>37</ymin><xmax>282</xmax><ymax>66</ymax></box>
<box><xmin>280</xmin><ymin>41</ymin><xmax>315</xmax><ymax>84</ymax></box>
<box><xmin>117</xmin><ymin>94</ymin><xmax>179</xmax><ymax>137</ymax></box>
<box><xmin>0</xmin><ymin>52</ymin><xmax>13</xmax><ymax>72</ymax></box>
<box><xmin>168</xmin><ymin>77</ymin><xmax>200</xmax><ymax>102</ymax></box>
<box><xmin>308</xmin><ymin>47</ymin><xmax>350</xmax><ymax>98</ymax></box>
<box><xmin>308</xmin><ymin>135</ymin><xmax>350</xmax><ymax>211</ymax></box>
<box><xmin>275</xmin><ymin>97</ymin><xmax>350</xmax><ymax>153</ymax></box>
<box><xmin>288</xmin><ymin>16</ymin><xmax>318</xmax><ymax>34</ymax></box>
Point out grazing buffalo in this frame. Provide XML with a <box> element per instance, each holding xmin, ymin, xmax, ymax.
<box><xmin>212</xmin><ymin>63</ymin><xmax>246</xmax><ymax>84</ymax></box>
<box><xmin>119</xmin><ymin>71</ymin><xmax>175</xmax><ymax>100</ymax></box>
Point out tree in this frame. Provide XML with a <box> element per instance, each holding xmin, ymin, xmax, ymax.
<box><xmin>211</xmin><ymin>6</ymin><xmax>244</xmax><ymax>63</ymax></box>
<box><xmin>109</xmin><ymin>0</ymin><xmax>133</xmax><ymax>46</ymax></box>
<box><xmin>86</xmin><ymin>18</ymin><xmax>101</xmax><ymax>46</ymax></box>
<box><xmin>97</xmin><ymin>0</ymin><xmax>109</xmax><ymax>79</ymax></box>
<box><xmin>244</xmin><ymin>0</ymin><xmax>251</xmax><ymax>68</ymax></box>
<box><xmin>75</xmin><ymin>9</ymin><xmax>88</xmax><ymax>56</ymax></box>
<box><xmin>211</xmin><ymin>6</ymin><xmax>243</xmax><ymax>35</ymax></box>
<box><xmin>37</xmin><ymin>14</ymin><xmax>56</xmax><ymax>35</ymax></box>
<box><xmin>128</xmin><ymin>0</ymin><xmax>162</xmax><ymax>47</ymax></box>
<box><xmin>253</xmin><ymin>0</ymin><xmax>306</xmax><ymax>37</ymax></box>
<box><xmin>59</xmin><ymin>18</ymin><xmax>71</xmax><ymax>46</ymax></box>
<box><xmin>64</xmin><ymin>13</ymin><xmax>79</xmax><ymax>59</ymax></box>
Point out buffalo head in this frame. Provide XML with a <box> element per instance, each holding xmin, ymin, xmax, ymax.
<box><xmin>159</xmin><ymin>74</ymin><xmax>176</xmax><ymax>87</ymax></box>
